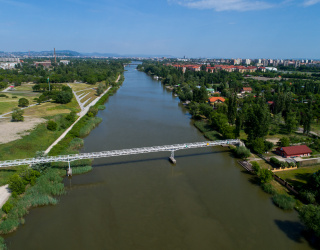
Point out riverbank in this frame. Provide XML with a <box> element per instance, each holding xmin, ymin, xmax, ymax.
<box><xmin>0</xmin><ymin>73</ymin><xmax>125</xmax><ymax>240</ymax></box>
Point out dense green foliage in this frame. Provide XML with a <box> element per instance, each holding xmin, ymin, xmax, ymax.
<box><xmin>299</xmin><ymin>204</ymin><xmax>320</xmax><ymax>236</ymax></box>
<box><xmin>47</xmin><ymin>120</ymin><xmax>57</xmax><ymax>131</ymax></box>
<box><xmin>11</xmin><ymin>108</ymin><xmax>24</xmax><ymax>122</ymax></box>
<box><xmin>18</xmin><ymin>98</ymin><xmax>29</xmax><ymax>107</ymax></box>
<box><xmin>0</xmin><ymin>59</ymin><xmax>125</xmax><ymax>84</ymax></box>
<box><xmin>232</xmin><ymin>146</ymin><xmax>251</xmax><ymax>159</ymax></box>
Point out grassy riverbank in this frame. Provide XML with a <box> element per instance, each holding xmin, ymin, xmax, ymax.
<box><xmin>0</xmin><ymin>75</ymin><xmax>124</xmax><ymax>244</ymax></box>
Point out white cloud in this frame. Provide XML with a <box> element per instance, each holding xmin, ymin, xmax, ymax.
<box><xmin>303</xmin><ymin>0</ymin><xmax>320</xmax><ymax>6</ymax></box>
<box><xmin>169</xmin><ymin>0</ymin><xmax>275</xmax><ymax>11</ymax></box>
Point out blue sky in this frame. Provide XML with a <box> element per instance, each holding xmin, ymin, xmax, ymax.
<box><xmin>0</xmin><ymin>0</ymin><xmax>319</xmax><ymax>58</ymax></box>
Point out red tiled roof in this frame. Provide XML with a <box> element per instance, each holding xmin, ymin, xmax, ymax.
<box><xmin>278</xmin><ymin>145</ymin><xmax>312</xmax><ymax>156</ymax></box>
<box><xmin>242</xmin><ymin>87</ymin><xmax>252</xmax><ymax>91</ymax></box>
<box><xmin>209</xmin><ymin>97</ymin><xmax>225</xmax><ymax>103</ymax></box>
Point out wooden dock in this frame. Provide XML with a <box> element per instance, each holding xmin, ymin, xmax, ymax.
<box><xmin>238</xmin><ymin>161</ymin><xmax>253</xmax><ymax>173</ymax></box>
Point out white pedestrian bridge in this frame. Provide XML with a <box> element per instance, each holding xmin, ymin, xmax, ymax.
<box><xmin>0</xmin><ymin>140</ymin><xmax>242</xmax><ymax>168</ymax></box>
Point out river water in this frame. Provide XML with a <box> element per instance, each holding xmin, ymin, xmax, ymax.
<box><xmin>5</xmin><ymin>64</ymin><xmax>312</xmax><ymax>249</ymax></box>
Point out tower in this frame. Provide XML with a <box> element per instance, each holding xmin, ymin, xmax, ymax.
<box><xmin>54</xmin><ymin>48</ymin><xmax>56</xmax><ymax>64</ymax></box>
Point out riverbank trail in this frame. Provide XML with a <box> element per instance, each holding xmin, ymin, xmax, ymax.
<box><xmin>0</xmin><ymin>75</ymin><xmax>121</xmax><ymax>208</ymax></box>
<box><xmin>45</xmin><ymin>74</ymin><xmax>120</xmax><ymax>154</ymax></box>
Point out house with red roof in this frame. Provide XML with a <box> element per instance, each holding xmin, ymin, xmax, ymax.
<box><xmin>208</xmin><ymin>97</ymin><xmax>225</xmax><ymax>104</ymax></box>
<box><xmin>241</xmin><ymin>87</ymin><xmax>252</xmax><ymax>93</ymax></box>
<box><xmin>276</xmin><ymin>145</ymin><xmax>312</xmax><ymax>158</ymax></box>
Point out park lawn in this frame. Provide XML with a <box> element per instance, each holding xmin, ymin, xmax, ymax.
<box><xmin>68</xmin><ymin>83</ymin><xmax>98</xmax><ymax>92</ymax></box>
<box><xmin>14</xmin><ymin>84</ymin><xmax>35</xmax><ymax>91</ymax></box>
<box><xmin>311</xmin><ymin>122</ymin><xmax>320</xmax><ymax>135</ymax></box>
<box><xmin>47</xmin><ymin>97</ymin><xmax>80</xmax><ymax>113</ymax></box>
<box><xmin>24</xmin><ymin>96</ymin><xmax>80</xmax><ymax>117</ymax></box>
<box><xmin>276</xmin><ymin>165</ymin><xmax>320</xmax><ymax>190</ymax></box>
<box><xmin>0</xmin><ymin>122</ymin><xmax>64</xmax><ymax>161</ymax></box>
<box><xmin>83</xmin><ymin>92</ymin><xmax>98</xmax><ymax>107</ymax></box>
<box><xmin>0</xmin><ymin>100</ymin><xmax>18</xmax><ymax>115</ymax></box>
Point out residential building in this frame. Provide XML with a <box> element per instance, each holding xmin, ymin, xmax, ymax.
<box><xmin>276</xmin><ymin>145</ymin><xmax>312</xmax><ymax>158</ymax></box>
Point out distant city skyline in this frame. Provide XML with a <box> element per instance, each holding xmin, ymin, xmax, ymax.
<box><xmin>0</xmin><ymin>0</ymin><xmax>319</xmax><ymax>59</ymax></box>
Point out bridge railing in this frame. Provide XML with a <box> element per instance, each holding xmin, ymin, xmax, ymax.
<box><xmin>0</xmin><ymin>140</ymin><xmax>241</xmax><ymax>168</ymax></box>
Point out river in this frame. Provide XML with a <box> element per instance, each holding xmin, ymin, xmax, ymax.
<box><xmin>5</xmin><ymin>63</ymin><xmax>312</xmax><ymax>249</ymax></box>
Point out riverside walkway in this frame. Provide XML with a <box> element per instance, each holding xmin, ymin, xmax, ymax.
<box><xmin>0</xmin><ymin>140</ymin><xmax>242</xmax><ymax>168</ymax></box>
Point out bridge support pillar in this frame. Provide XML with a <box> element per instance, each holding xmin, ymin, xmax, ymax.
<box><xmin>169</xmin><ymin>151</ymin><xmax>176</xmax><ymax>164</ymax></box>
<box><xmin>67</xmin><ymin>159</ymin><xmax>72</xmax><ymax>177</ymax></box>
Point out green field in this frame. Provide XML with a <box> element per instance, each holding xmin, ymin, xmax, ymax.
<box><xmin>276</xmin><ymin>165</ymin><xmax>320</xmax><ymax>190</ymax></box>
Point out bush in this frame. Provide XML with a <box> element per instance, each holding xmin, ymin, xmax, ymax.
<box><xmin>21</xmin><ymin>169</ymin><xmax>40</xmax><ymax>186</ymax></box>
<box><xmin>261</xmin><ymin>183</ymin><xmax>276</xmax><ymax>195</ymax></box>
<box><xmin>69</xmin><ymin>138</ymin><xmax>84</xmax><ymax>150</ymax></box>
<box><xmin>258</xmin><ymin>168</ymin><xmax>273</xmax><ymax>183</ymax></box>
<box><xmin>11</xmin><ymin>108</ymin><xmax>24</xmax><ymax>122</ymax></box>
<box><xmin>2</xmin><ymin>201</ymin><xmax>13</xmax><ymax>214</ymax></box>
<box><xmin>87</xmin><ymin>106</ymin><xmax>98</xmax><ymax>117</ymax></box>
<box><xmin>18</xmin><ymin>98</ymin><xmax>29</xmax><ymax>107</ymax></box>
<box><xmin>301</xmin><ymin>191</ymin><xmax>316</xmax><ymax>204</ymax></box>
<box><xmin>8</xmin><ymin>175</ymin><xmax>26</xmax><ymax>195</ymax></box>
<box><xmin>270</xmin><ymin>157</ymin><xmax>281</xmax><ymax>168</ymax></box>
<box><xmin>233</xmin><ymin>146</ymin><xmax>251</xmax><ymax>159</ymax></box>
<box><xmin>66</xmin><ymin>111</ymin><xmax>77</xmax><ymax>122</ymax></box>
<box><xmin>0</xmin><ymin>94</ymin><xmax>8</xmax><ymax>98</ymax></box>
<box><xmin>264</xmin><ymin>141</ymin><xmax>274</xmax><ymax>152</ymax></box>
<box><xmin>98</xmin><ymin>105</ymin><xmax>106</xmax><ymax>110</ymax></box>
<box><xmin>47</xmin><ymin>120</ymin><xmax>57</xmax><ymax>131</ymax></box>
<box><xmin>272</xmin><ymin>193</ymin><xmax>296</xmax><ymax>210</ymax></box>
<box><xmin>12</xmin><ymin>96</ymin><xmax>18</xmax><ymax>98</ymax></box>
<box><xmin>251</xmin><ymin>161</ymin><xmax>260</xmax><ymax>174</ymax></box>
<box><xmin>279</xmin><ymin>137</ymin><xmax>290</xmax><ymax>147</ymax></box>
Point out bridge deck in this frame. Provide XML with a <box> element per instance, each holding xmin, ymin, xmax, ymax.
<box><xmin>0</xmin><ymin>140</ymin><xmax>241</xmax><ymax>168</ymax></box>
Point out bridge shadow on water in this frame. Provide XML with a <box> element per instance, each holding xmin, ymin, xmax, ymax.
<box><xmin>91</xmin><ymin>150</ymin><xmax>228</xmax><ymax>168</ymax></box>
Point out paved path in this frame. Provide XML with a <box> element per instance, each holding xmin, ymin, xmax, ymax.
<box><xmin>0</xmin><ymin>75</ymin><xmax>121</xmax><ymax>207</ymax></box>
<box><xmin>0</xmin><ymin>103</ymin><xmax>39</xmax><ymax>119</ymax></box>
<box><xmin>46</xmin><ymin>75</ymin><xmax>120</xmax><ymax>153</ymax></box>
<box><xmin>0</xmin><ymin>185</ymin><xmax>11</xmax><ymax>208</ymax></box>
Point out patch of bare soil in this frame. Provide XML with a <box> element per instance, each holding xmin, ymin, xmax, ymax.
<box><xmin>0</xmin><ymin>117</ymin><xmax>46</xmax><ymax>144</ymax></box>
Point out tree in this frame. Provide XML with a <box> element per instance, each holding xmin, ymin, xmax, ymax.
<box><xmin>244</xmin><ymin>101</ymin><xmax>271</xmax><ymax>142</ymax></box>
<box><xmin>18</xmin><ymin>98</ymin><xmax>29</xmax><ymax>107</ymax></box>
<box><xmin>96</xmin><ymin>83</ymin><xmax>105</xmax><ymax>96</ymax></box>
<box><xmin>227</xmin><ymin>94</ymin><xmax>237</xmax><ymax>125</ymax></box>
<box><xmin>54</xmin><ymin>91</ymin><xmax>73</xmax><ymax>104</ymax></box>
<box><xmin>47</xmin><ymin>120</ymin><xmax>57</xmax><ymax>131</ymax></box>
<box><xmin>299</xmin><ymin>204</ymin><xmax>320</xmax><ymax>236</ymax></box>
<box><xmin>285</xmin><ymin>111</ymin><xmax>298</xmax><ymax>134</ymax></box>
<box><xmin>252</xmin><ymin>138</ymin><xmax>265</xmax><ymax>154</ymax></box>
<box><xmin>233</xmin><ymin>146</ymin><xmax>251</xmax><ymax>159</ymax></box>
<box><xmin>11</xmin><ymin>108</ymin><xmax>24</xmax><ymax>122</ymax></box>
<box><xmin>8</xmin><ymin>174</ymin><xmax>26</xmax><ymax>195</ymax></box>
<box><xmin>279</xmin><ymin>137</ymin><xmax>290</xmax><ymax>147</ymax></box>
<box><xmin>258</xmin><ymin>168</ymin><xmax>273</xmax><ymax>184</ymax></box>
<box><xmin>251</xmin><ymin>161</ymin><xmax>261</xmax><ymax>174</ymax></box>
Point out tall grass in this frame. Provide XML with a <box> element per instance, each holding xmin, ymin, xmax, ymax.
<box><xmin>0</xmin><ymin>169</ymin><xmax>65</xmax><ymax>234</ymax></box>
<box><xmin>79</xmin><ymin>117</ymin><xmax>102</xmax><ymax>137</ymax></box>
<box><xmin>72</xmin><ymin>166</ymin><xmax>93</xmax><ymax>175</ymax></box>
<box><xmin>272</xmin><ymin>193</ymin><xmax>296</xmax><ymax>210</ymax></box>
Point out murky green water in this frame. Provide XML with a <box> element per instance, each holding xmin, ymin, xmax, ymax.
<box><xmin>5</xmin><ymin>63</ymin><xmax>312</xmax><ymax>249</ymax></box>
